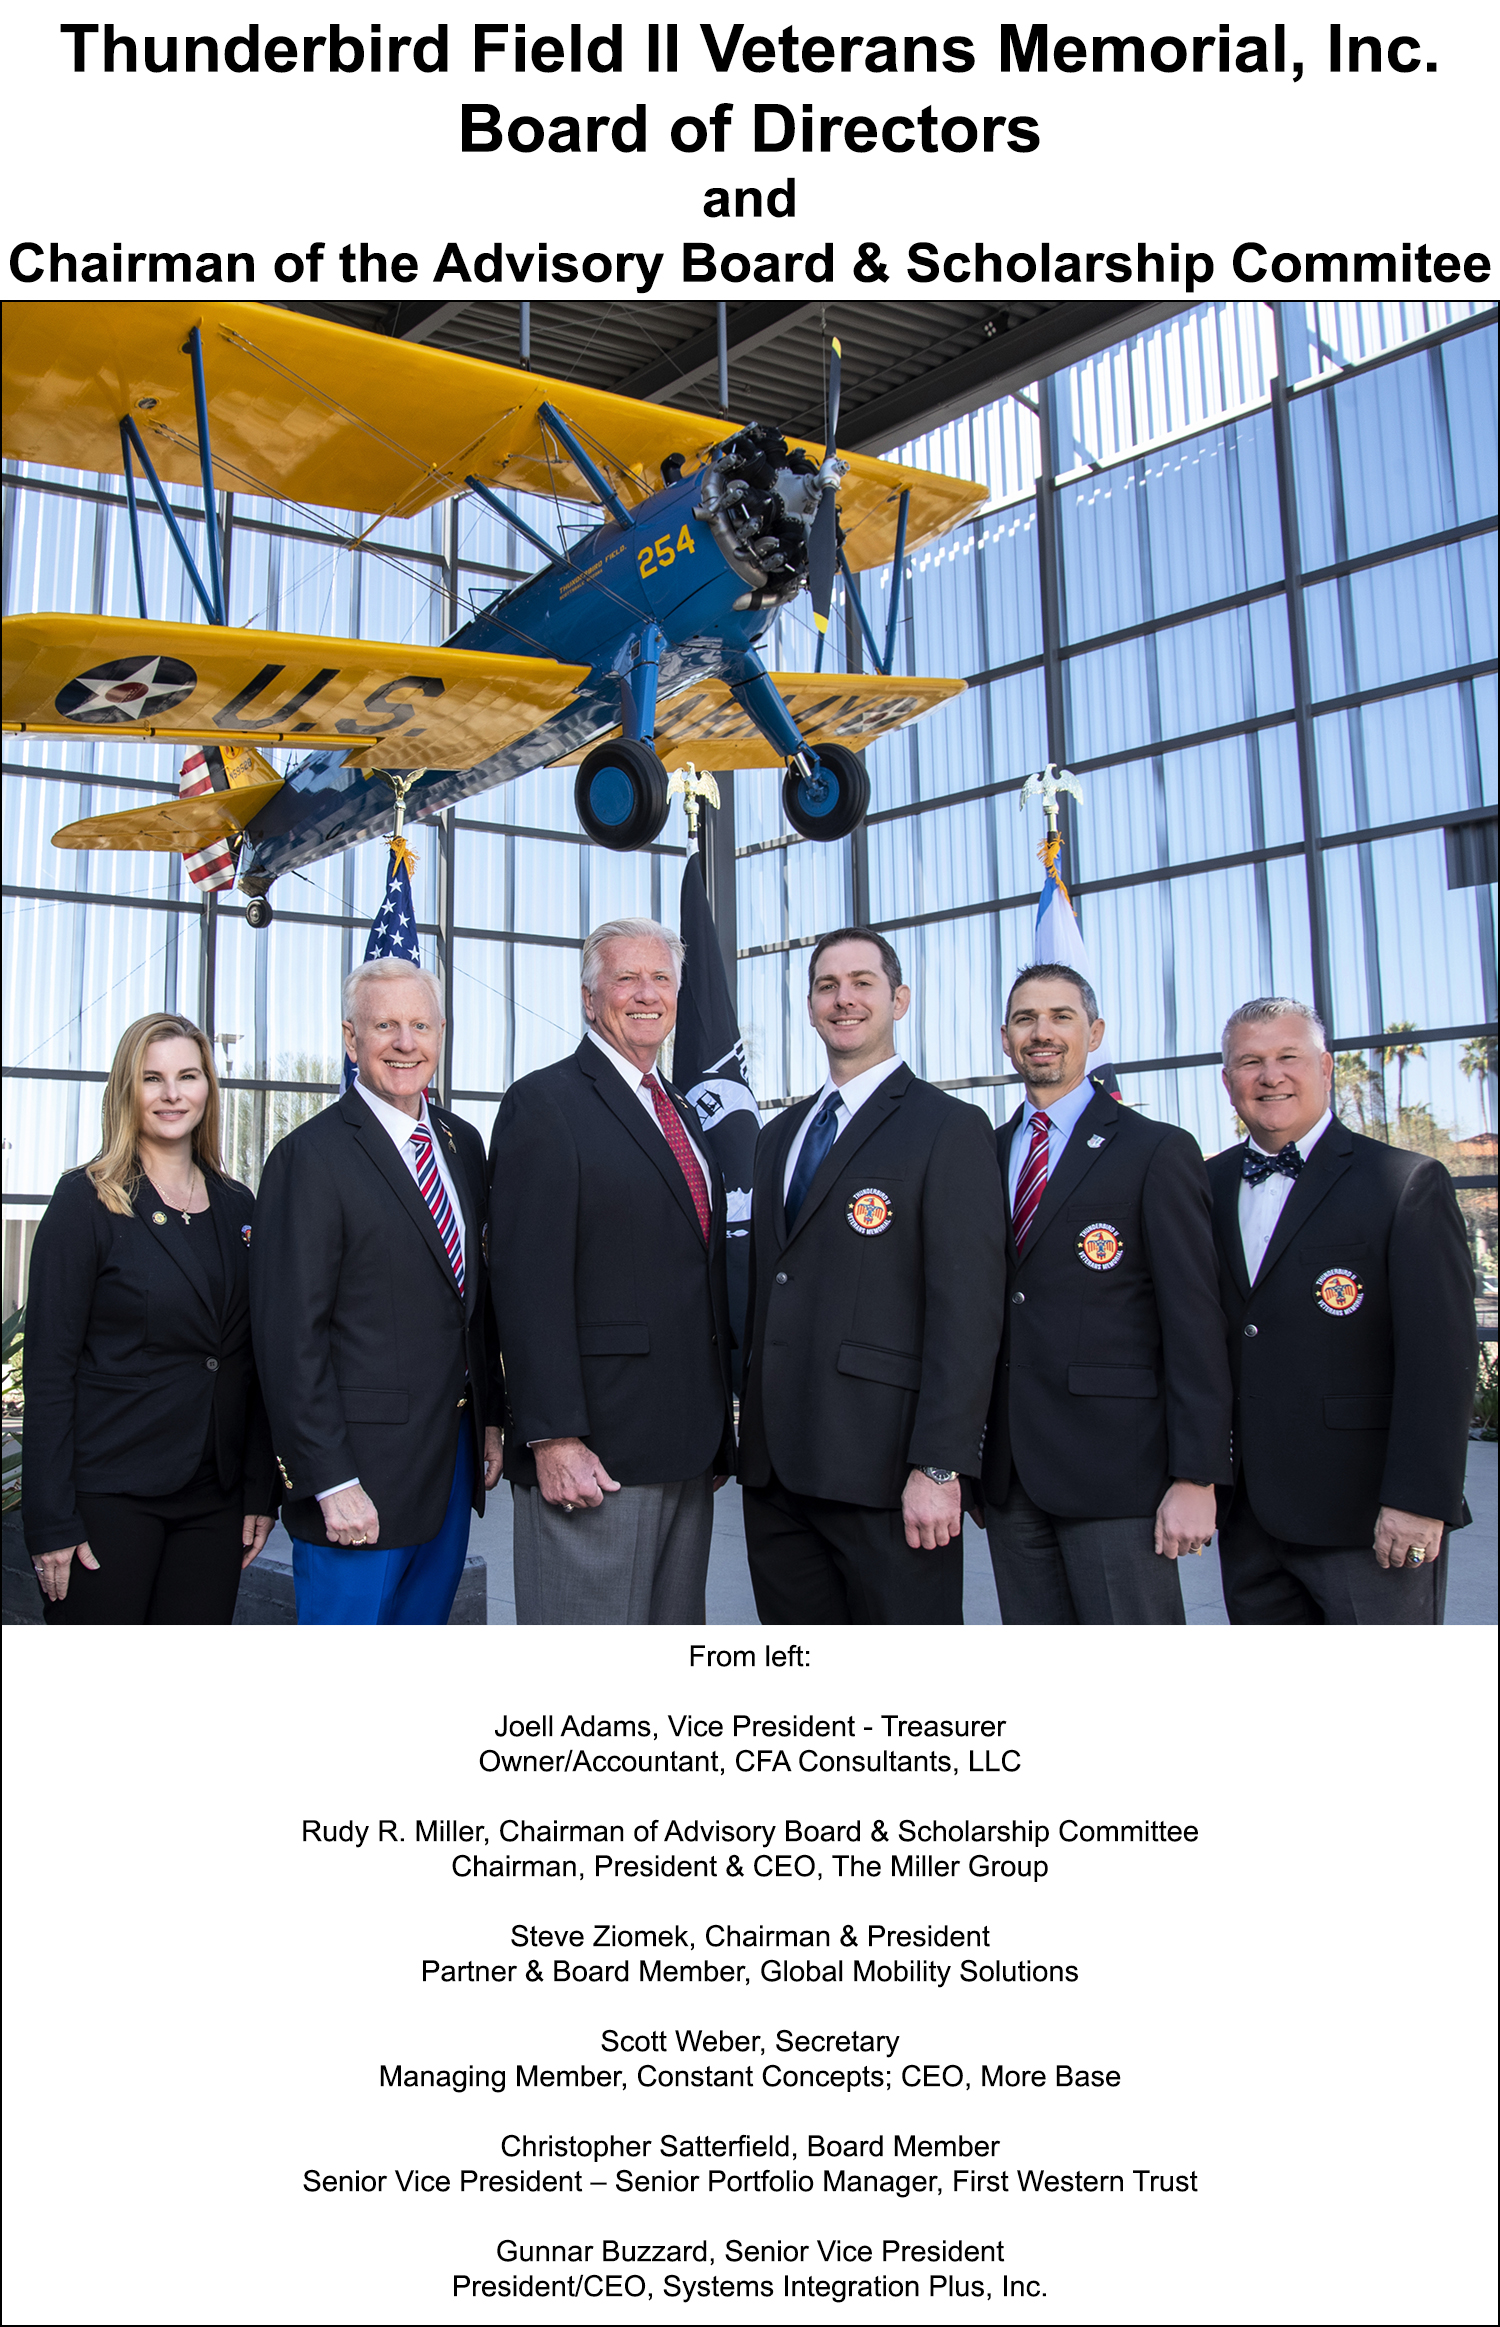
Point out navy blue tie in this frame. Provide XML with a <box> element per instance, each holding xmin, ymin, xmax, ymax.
<box><xmin>784</xmin><ymin>1090</ymin><xmax>842</xmax><ymax>1229</ymax></box>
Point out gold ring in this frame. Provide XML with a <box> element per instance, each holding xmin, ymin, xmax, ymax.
<box><xmin>1406</xmin><ymin>1545</ymin><xmax>1426</xmax><ymax>1566</ymax></box>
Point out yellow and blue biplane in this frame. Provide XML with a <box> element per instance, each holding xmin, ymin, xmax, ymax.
<box><xmin>2</xmin><ymin>303</ymin><xmax>984</xmax><ymax>922</ymax></box>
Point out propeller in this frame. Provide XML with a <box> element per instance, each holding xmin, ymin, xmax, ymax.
<box><xmin>808</xmin><ymin>336</ymin><xmax>843</xmax><ymax>635</ymax></box>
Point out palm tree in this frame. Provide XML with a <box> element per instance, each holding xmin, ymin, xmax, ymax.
<box><xmin>1382</xmin><ymin>1021</ymin><xmax>1425</xmax><ymax>1125</ymax></box>
<box><xmin>1460</xmin><ymin>1034</ymin><xmax>1497</xmax><ymax>1130</ymax></box>
<box><xmin>1333</xmin><ymin>1050</ymin><xmax>1382</xmax><ymax>1132</ymax></box>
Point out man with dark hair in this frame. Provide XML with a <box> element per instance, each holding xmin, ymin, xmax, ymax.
<box><xmin>980</xmin><ymin>964</ymin><xmax>1232</xmax><ymax>1624</ymax></box>
<box><xmin>738</xmin><ymin>926</ymin><xmax>1006</xmax><ymax>1624</ymax></box>
<box><xmin>1208</xmin><ymin>997</ymin><xmax>1476</xmax><ymax>1623</ymax></box>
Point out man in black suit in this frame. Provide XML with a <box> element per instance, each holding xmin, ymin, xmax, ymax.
<box><xmin>1209</xmin><ymin>996</ymin><xmax>1477</xmax><ymax>1623</ymax></box>
<box><xmin>981</xmin><ymin>965</ymin><xmax>1232</xmax><ymax>1624</ymax></box>
<box><xmin>251</xmin><ymin>959</ymin><xmax>502</xmax><ymax>1623</ymax></box>
<box><xmin>487</xmin><ymin>917</ymin><xmax>735</xmax><ymax>1624</ymax></box>
<box><xmin>738</xmin><ymin>928</ymin><xmax>1006</xmax><ymax>1625</ymax></box>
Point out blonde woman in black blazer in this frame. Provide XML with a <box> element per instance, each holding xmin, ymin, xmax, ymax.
<box><xmin>22</xmin><ymin>1013</ymin><xmax>276</xmax><ymax>1624</ymax></box>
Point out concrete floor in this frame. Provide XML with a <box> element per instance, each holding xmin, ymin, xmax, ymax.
<box><xmin>474</xmin><ymin>1440</ymin><xmax>1499</xmax><ymax>1627</ymax></box>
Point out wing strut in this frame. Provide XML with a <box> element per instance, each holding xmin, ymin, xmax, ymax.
<box><xmin>464</xmin><ymin>474</ymin><xmax>571</xmax><ymax>574</ymax></box>
<box><xmin>115</xmin><ymin>325</ymin><xmax>229</xmax><ymax>628</ymax></box>
<box><xmin>536</xmin><ymin>402</ymin><xmax>633</xmax><ymax>529</ymax></box>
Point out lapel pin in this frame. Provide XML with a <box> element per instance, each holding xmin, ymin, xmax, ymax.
<box><xmin>1087</xmin><ymin>1134</ymin><xmax>1106</xmax><ymax>1148</ymax></box>
<box><xmin>151</xmin><ymin>1210</ymin><xmax>167</xmax><ymax>1224</ymax></box>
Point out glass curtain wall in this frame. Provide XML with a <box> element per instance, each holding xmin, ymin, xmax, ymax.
<box><xmin>5</xmin><ymin>300</ymin><xmax>1497</xmax><ymax>1330</ymax></box>
<box><xmin>737</xmin><ymin>300</ymin><xmax>1497</xmax><ymax>1331</ymax></box>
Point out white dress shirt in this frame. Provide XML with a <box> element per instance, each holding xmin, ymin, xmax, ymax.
<box><xmin>353</xmin><ymin>1077</ymin><xmax>467</xmax><ymax>1267</ymax></box>
<box><xmin>1237</xmin><ymin>1108</ymin><xmax>1332</xmax><ymax>1283</ymax></box>
<box><xmin>783</xmin><ymin>1052</ymin><xmax>906</xmax><ymax>1199</ymax></box>
<box><xmin>1006</xmin><ymin>1074</ymin><xmax>1099</xmax><ymax>1209</ymax></box>
<box><xmin>586</xmin><ymin>1029</ymin><xmax>710</xmax><ymax>1183</ymax></box>
<box><xmin>319</xmin><ymin>1080</ymin><xmax>469</xmax><ymax>1501</ymax></box>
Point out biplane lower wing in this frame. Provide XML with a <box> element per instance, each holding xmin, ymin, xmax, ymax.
<box><xmin>556</xmin><ymin>672</ymin><xmax>966</xmax><ymax>771</ymax></box>
<box><xmin>2</xmin><ymin>614</ymin><xmax>588</xmax><ymax>769</ymax></box>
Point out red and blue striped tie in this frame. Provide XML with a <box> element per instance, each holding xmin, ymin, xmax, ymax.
<box><xmin>1012</xmin><ymin>1110</ymin><xmax>1052</xmax><ymax>1248</ymax></box>
<box><xmin>409</xmin><ymin>1122</ymin><xmax>465</xmax><ymax>1294</ymax></box>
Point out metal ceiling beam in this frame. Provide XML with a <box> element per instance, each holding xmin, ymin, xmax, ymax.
<box><xmin>614</xmin><ymin>302</ymin><xmax>820</xmax><ymax>403</ymax></box>
<box><xmin>845</xmin><ymin>301</ymin><xmax>1193</xmax><ymax>451</ymax></box>
<box><xmin>392</xmin><ymin>302</ymin><xmax>473</xmax><ymax>343</ymax></box>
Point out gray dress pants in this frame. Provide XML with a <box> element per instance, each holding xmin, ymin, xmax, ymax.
<box><xmin>511</xmin><ymin>1473</ymin><xmax>713</xmax><ymax>1624</ymax></box>
<box><xmin>987</xmin><ymin>1473</ymin><xmax>1186</xmax><ymax>1625</ymax></box>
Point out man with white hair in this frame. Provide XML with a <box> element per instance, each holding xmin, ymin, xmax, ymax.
<box><xmin>487</xmin><ymin>917</ymin><xmax>735</xmax><ymax>1624</ymax></box>
<box><xmin>251</xmin><ymin>957</ymin><xmax>503</xmax><ymax>1623</ymax></box>
<box><xmin>1209</xmin><ymin>995</ymin><xmax>1477</xmax><ymax>1623</ymax></box>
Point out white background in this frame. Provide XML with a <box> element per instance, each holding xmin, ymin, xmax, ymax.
<box><xmin>3</xmin><ymin>8</ymin><xmax>1498</xmax><ymax>2322</ymax></box>
<box><xmin>4</xmin><ymin>4</ymin><xmax>1497</xmax><ymax>298</ymax></box>
<box><xmin>3</xmin><ymin>1630</ymin><xmax>1497</xmax><ymax>2324</ymax></box>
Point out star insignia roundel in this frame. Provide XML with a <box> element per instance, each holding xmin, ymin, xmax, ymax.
<box><xmin>55</xmin><ymin>654</ymin><xmax>197</xmax><ymax>725</ymax></box>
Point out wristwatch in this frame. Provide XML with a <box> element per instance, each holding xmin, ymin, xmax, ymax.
<box><xmin>920</xmin><ymin>1466</ymin><xmax>959</xmax><ymax>1484</ymax></box>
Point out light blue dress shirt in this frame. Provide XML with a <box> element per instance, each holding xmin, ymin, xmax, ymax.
<box><xmin>1006</xmin><ymin>1076</ymin><xmax>1100</xmax><ymax>1209</ymax></box>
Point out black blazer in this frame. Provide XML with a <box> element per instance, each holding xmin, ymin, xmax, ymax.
<box><xmin>738</xmin><ymin>1065</ymin><xmax>1007</xmax><ymax>1510</ymax></box>
<box><xmin>980</xmin><ymin>1088</ymin><xmax>1233</xmax><ymax>1518</ymax></box>
<box><xmin>21</xmin><ymin>1166</ymin><xmax>276</xmax><ymax>1557</ymax></box>
<box><xmin>250</xmin><ymin>1089</ymin><xmax>498</xmax><ymax>1548</ymax></box>
<box><xmin>486</xmin><ymin>1039</ymin><xmax>735</xmax><ymax>1488</ymax></box>
<box><xmin>1207</xmin><ymin>1120</ymin><xmax>1477</xmax><ymax>1543</ymax></box>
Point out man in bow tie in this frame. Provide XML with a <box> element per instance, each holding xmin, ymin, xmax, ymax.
<box><xmin>1208</xmin><ymin>997</ymin><xmax>1478</xmax><ymax>1622</ymax></box>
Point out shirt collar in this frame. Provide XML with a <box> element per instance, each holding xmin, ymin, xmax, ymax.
<box><xmin>1246</xmin><ymin>1108</ymin><xmax>1332</xmax><ymax>1163</ymax></box>
<box><xmin>1020</xmin><ymin>1075</ymin><xmax>1097</xmax><ymax>1142</ymax></box>
<box><xmin>587</xmin><ymin>1026</ymin><xmax>663</xmax><ymax>1093</ymax></box>
<box><xmin>354</xmin><ymin>1075</ymin><xmax>431</xmax><ymax>1147</ymax></box>
<box><xmin>819</xmin><ymin>1052</ymin><xmax>904</xmax><ymax>1118</ymax></box>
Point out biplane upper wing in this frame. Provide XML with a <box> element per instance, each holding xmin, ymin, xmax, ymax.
<box><xmin>2</xmin><ymin>613</ymin><xmax>589</xmax><ymax>768</ymax></box>
<box><xmin>2</xmin><ymin>304</ymin><xmax>987</xmax><ymax>571</ymax></box>
<box><xmin>557</xmin><ymin>671</ymin><xmax>966</xmax><ymax>772</ymax></box>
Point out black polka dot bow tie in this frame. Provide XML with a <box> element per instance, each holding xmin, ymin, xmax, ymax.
<box><xmin>1242</xmin><ymin>1143</ymin><xmax>1304</xmax><ymax>1186</ymax></box>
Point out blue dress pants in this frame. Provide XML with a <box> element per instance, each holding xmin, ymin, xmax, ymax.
<box><xmin>292</xmin><ymin>1429</ymin><xmax>473</xmax><ymax>1625</ymax></box>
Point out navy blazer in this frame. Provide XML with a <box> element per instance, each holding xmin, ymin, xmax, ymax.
<box><xmin>980</xmin><ymin>1087</ymin><xmax>1233</xmax><ymax>1518</ymax></box>
<box><xmin>1207</xmin><ymin>1120</ymin><xmax>1477</xmax><ymax>1543</ymax></box>
<box><xmin>738</xmin><ymin>1065</ymin><xmax>1007</xmax><ymax>1509</ymax></box>
<box><xmin>251</xmin><ymin>1089</ymin><xmax>499</xmax><ymax>1548</ymax></box>
<box><xmin>21</xmin><ymin>1165</ymin><xmax>276</xmax><ymax>1556</ymax></box>
<box><xmin>487</xmin><ymin>1039</ymin><xmax>735</xmax><ymax>1487</ymax></box>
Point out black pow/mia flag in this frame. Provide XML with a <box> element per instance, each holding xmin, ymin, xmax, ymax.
<box><xmin>674</xmin><ymin>852</ymin><xmax>761</xmax><ymax>1373</ymax></box>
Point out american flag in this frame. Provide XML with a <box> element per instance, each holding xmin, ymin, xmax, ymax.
<box><xmin>176</xmin><ymin>748</ymin><xmax>238</xmax><ymax>890</ymax></box>
<box><xmin>342</xmin><ymin>836</ymin><xmax>424</xmax><ymax>1091</ymax></box>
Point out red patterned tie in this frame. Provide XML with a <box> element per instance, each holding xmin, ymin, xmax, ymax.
<box><xmin>643</xmin><ymin>1073</ymin><xmax>712</xmax><ymax>1241</ymax></box>
<box><xmin>408</xmin><ymin>1122</ymin><xmax>465</xmax><ymax>1294</ymax></box>
<box><xmin>1012</xmin><ymin>1110</ymin><xmax>1052</xmax><ymax>1248</ymax></box>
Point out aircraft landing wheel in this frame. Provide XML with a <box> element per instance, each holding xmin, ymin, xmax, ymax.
<box><xmin>782</xmin><ymin>744</ymin><xmax>870</xmax><ymax>843</ymax></box>
<box><xmin>244</xmin><ymin>896</ymin><xmax>274</xmax><ymax>929</ymax></box>
<box><xmin>575</xmin><ymin>739</ymin><xmax>670</xmax><ymax>851</ymax></box>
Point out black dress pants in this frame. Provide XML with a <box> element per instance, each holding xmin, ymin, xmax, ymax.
<box><xmin>45</xmin><ymin>1467</ymin><xmax>246</xmax><ymax>1626</ymax></box>
<box><xmin>743</xmin><ymin>1473</ymin><xmax>962</xmax><ymax>1625</ymax></box>
<box><xmin>1218</xmin><ymin>1487</ymin><xmax>1448</xmax><ymax>1625</ymax></box>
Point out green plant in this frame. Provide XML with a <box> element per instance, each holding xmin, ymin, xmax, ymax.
<box><xmin>1</xmin><ymin>1306</ymin><xmax>24</xmax><ymax>1514</ymax></box>
<box><xmin>1475</xmin><ymin>1348</ymin><xmax>1499</xmax><ymax>1442</ymax></box>
<box><xmin>1382</xmin><ymin>1021</ymin><xmax>1425</xmax><ymax>1122</ymax></box>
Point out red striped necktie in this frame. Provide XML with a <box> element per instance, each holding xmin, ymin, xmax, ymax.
<box><xmin>408</xmin><ymin>1121</ymin><xmax>465</xmax><ymax>1294</ymax></box>
<box><xmin>643</xmin><ymin>1073</ymin><xmax>712</xmax><ymax>1242</ymax></box>
<box><xmin>1012</xmin><ymin>1110</ymin><xmax>1053</xmax><ymax>1248</ymax></box>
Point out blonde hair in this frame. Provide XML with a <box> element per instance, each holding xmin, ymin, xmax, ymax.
<box><xmin>86</xmin><ymin>1014</ymin><xmax>224</xmax><ymax>1217</ymax></box>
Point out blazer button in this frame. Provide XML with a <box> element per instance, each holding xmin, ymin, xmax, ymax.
<box><xmin>1011</xmin><ymin>1291</ymin><xmax>1025</xmax><ymax>1306</ymax></box>
<box><xmin>775</xmin><ymin>1272</ymin><xmax>788</xmax><ymax>1285</ymax></box>
<box><xmin>1243</xmin><ymin>1324</ymin><xmax>1258</xmax><ymax>1338</ymax></box>
<box><xmin>205</xmin><ymin>1358</ymin><xmax>219</xmax><ymax>1372</ymax></box>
